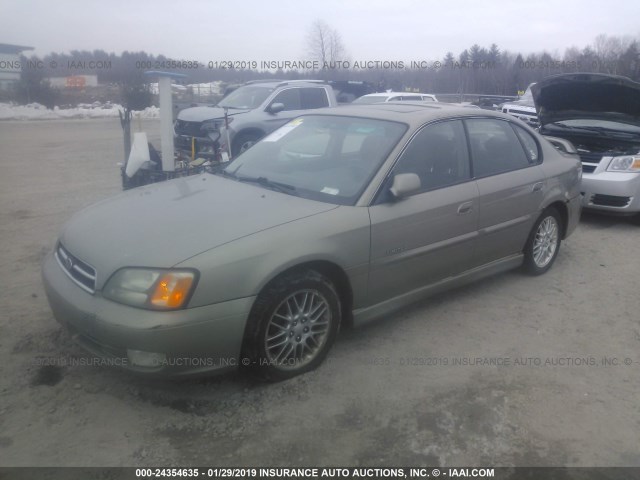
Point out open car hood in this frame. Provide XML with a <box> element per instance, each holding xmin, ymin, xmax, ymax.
<box><xmin>532</xmin><ymin>73</ymin><xmax>640</xmax><ymax>127</ymax></box>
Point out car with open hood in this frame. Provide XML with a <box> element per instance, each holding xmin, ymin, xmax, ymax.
<box><xmin>43</xmin><ymin>103</ymin><xmax>582</xmax><ymax>380</ymax></box>
<box><xmin>533</xmin><ymin>73</ymin><xmax>640</xmax><ymax>214</ymax></box>
<box><xmin>174</xmin><ymin>80</ymin><xmax>339</xmax><ymax>160</ymax></box>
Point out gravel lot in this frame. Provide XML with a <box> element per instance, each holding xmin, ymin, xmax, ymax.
<box><xmin>1</xmin><ymin>118</ymin><xmax>639</xmax><ymax>468</ymax></box>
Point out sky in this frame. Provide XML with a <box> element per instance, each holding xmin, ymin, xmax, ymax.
<box><xmin>1</xmin><ymin>0</ymin><xmax>639</xmax><ymax>62</ymax></box>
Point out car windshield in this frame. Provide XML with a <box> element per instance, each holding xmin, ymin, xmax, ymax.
<box><xmin>220</xmin><ymin>115</ymin><xmax>407</xmax><ymax>205</ymax></box>
<box><xmin>352</xmin><ymin>95</ymin><xmax>388</xmax><ymax>104</ymax></box>
<box><xmin>218</xmin><ymin>85</ymin><xmax>274</xmax><ymax>109</ymax></box>
<box><xmin>549</xmin><ymin>119</ymin><xmax>640</xmax><ymax>134</ymax></box>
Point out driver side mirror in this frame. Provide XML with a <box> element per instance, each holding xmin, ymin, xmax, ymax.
<box><xmin>268</xmin><ymin>103</ymin><xmax>285</xmax><ymax>114</ymax></box>
<box><xmin>389</xmin><ymin>173</ymin><xmax>421</xmax><ymax>199</ymax></box>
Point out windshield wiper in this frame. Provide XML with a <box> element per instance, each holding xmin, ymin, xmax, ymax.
<box><xmin>235</xmin><ymin>175</ymin><xmax>297</xmax><ymax>194</ymax></box>
<box><xmin>549</xmin><ymin>123</ymin><xmax>639</xmax><ymax>137</ymax></box>
<box><xmin>568</xmin><ymin>126</ymin><xmax>638</xmax><ymax>138</ymax></box>
<box><xmin>212</xmin><ymin>166</ymin><xmax>234</xmax><ymax>176</ymax></box>
<box><xmin>547</xmin><ymin>122</ymin><xmax>579</xmax><ymax>130</ymax></box>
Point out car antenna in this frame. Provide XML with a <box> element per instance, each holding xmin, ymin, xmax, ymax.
<box><xmin>224</xmin><ymin>108</ymin><xmax>232</xmax><ymax>161</ymax></box>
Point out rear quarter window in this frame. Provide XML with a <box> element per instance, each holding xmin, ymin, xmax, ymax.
<box><xmin>512</xmin><ymin>124</ymin><xmax>541</xmax><ymax>165</ymax></box>
<box><xmin>465</xmin><ymin>118</ymin><xmax>531</xmax><ymax>177</ymax></box>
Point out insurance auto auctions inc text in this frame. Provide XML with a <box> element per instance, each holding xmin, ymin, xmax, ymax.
<box><xmin>254</xmin><ymin>468</ymin><xmax>494</xmax><ymax>478</ymax></box>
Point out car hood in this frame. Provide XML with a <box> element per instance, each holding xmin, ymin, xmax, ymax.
<box><xmin>177</xmin><ymin>106</ymin><xmax>250</xmax><ymax>122</ymax></box>
<box><xmin>532</xmin><ymin>73</ymin><xmax>640</xmax><ymax>127</ymax></box>
<box><xmin>60</xmin><ymin>175</ymin><xmax>337</xmax><ymax>289</ymax></box>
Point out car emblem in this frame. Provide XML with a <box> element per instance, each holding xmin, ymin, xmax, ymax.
<box><xmin>64</xmin><ymin>256</ymin><xmax>73</xmax><ymax>271</ymax></box>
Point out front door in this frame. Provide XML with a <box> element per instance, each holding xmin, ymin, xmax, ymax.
<box><xmin>368</xmin><ymin>119</ymin><xmax>479</xmax><ymax>305</ymax></box>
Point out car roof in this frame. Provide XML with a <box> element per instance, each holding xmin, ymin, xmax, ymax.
<box><xmin>304</xmin><ymin>102</ymin><xmax>510</xmax><ymax>126</ymax></box>
<box><xmin>243</xmin><ymin>79</ymin><xmax>327</xmax><ymax>88</ymax></box>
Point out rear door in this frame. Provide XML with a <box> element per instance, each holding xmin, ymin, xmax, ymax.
<box><xmin>465</xmin><ymin>118</ymin><xmax>545</xmax><ymax>266</ymax></box>
<box><xmin>367</xmin><ymin>119</ymin><xmax>479</xmax><ymax>304</ymax></box>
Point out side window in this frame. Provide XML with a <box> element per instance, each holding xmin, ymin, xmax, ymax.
<box><xmin>465</xmin><ymin>119</ymin><xmax>530</xmax><ymax>177</ymax></box>
<box><xmin>300</xmin><ymin>88</ymin><xmax>329</xmax><ymax>109</ymax></box>
<box><xmin>402</xmin><ymin>96</ymin><xmax>423</xmax><ymax>101</ymax></box>
<box><xmin>421</xmin><ymin>96</ymin><xmax>435</xmax><ymax>102</ymax></box>
<box><xmin>512</xmin><ymin>124</ymin><xmax>541</xmax><ymax>165</ymax></box>
<box><xmin>271</xmin><ymin>89</ymin><xmax>301</xmax><ymax>111</ymax></box>
<box><xmin>394</xmin><ymin>120</ymin><xmax>471</xmax><ymax>193</ymax></box>
<box><xmin>389</xmin><ymin>96</ymin><xmax>401</xmax><ymax>101</ymax></box>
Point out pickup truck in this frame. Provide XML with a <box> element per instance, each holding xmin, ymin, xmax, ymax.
<box><xmin>500</xmin><ymin>84</ymin><xmax>539</xmax><ymax>127</ymax></box>
<box><xmin>174</xmin><ymin>80</ymin><xmax>339</xmax><ymax>160</ymax></box>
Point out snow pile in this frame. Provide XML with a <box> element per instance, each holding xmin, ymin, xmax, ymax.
<box><xmin>0</xmin><ymin>102</ymin><xmax>160</xmax><ymax>120</ymax></box>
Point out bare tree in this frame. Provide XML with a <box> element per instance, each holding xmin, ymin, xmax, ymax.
<box><xmin>307</xmin><ymin>20</ymin><xmax>346</xmax><ymax>66</ymax></box>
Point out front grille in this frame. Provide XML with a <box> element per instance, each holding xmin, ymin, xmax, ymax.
<box><xmin>174</xmin><ymin>119</ymin><xmax>223</xmax><ymax>137</ymax></box>
<box><xmin>174</xmin><ymin>135</ymin><xmax>193</xmax><ymax>150</ymax></box>
<box><xmin>579</xmin><ymin>151</ymin><xmax>604</xmax><ymax>163</ymax></box>
<box><xmin>55</xmin><ymin>243</ymin><xmax>96</xmax><ymax>293</ymax></box>
<box><xmin>174</xmin><ymin>120</ymin><xmax>205</xmax><ymax>137</ymax></box>
<box><xmin>578</xmin><ymin>152</ymin><xmax>603</xmax><ymax>174</ymax></box>
<box><xmin>590</xmin><ymin>194</ymin><xmax>632</xmax><ymax>208</ymax></box>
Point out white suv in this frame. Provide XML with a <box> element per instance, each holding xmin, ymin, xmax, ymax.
<box><xmin>500</xmin><ymin>85</ymin><xmax>539</xmax><ymax>127</ymax></box>
<box><xmin>352</xmin><ymin>92</ymin><xmax>438</xmax><ymax>104</ymax></box>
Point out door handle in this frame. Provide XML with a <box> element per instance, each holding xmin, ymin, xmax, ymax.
<box><xmin>457</xmin><ymin>201</ymin><xmax>474</xmax><ymax>214</ymax></box>
<box><xmin>532</xmin><ymin>181</ymin><xmax>544</xmax><ymax>192</ymax></box>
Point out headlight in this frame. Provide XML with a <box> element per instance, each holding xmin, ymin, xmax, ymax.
<box><xmin>103</xmin><ymin>268</ymin><xmax>197</xmax><ymax>310</ymax></box>
<box><xmin>607</xmin><ymin>156</ymin><xmax>640</xmax><ymax>172</ymax></box>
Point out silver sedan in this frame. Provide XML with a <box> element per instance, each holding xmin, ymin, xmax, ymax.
<box><xmin>42</xmin><ymin>103</ymin><xmax>582</xmax><ymax>380</ymax></box>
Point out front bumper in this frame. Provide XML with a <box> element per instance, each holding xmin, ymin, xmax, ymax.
<box><xmin>42</xmin><ymin>251</ymin><xmax>255</xmax><ymax>376</ymax></box>
<box><xmin>580</xmin><ymin>171</ymin><xmax>640</xmax><ymax>214</ymax></box>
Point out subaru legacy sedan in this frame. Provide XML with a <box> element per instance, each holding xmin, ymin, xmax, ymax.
<box><xmin>42</xmin><ymin>103</ymin><xmax>582</xmax><ymax>380</ymax></box>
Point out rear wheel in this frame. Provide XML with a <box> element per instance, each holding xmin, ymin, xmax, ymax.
<box><xmin>523</xmin><ymin>207</ymin><xmax>562</xmax><ymax>275</ymax></box>
<box><xmin>242</xmin><ymin>270</ymin><xmax>341</xmax><ymax>381</ymax></box>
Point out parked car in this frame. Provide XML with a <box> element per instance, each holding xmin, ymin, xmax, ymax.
<box><xmin>532</xmin><ymin>73</ymin><xmax>640</xmax><ymax>215</ymax></box>
<box><xmin>473</xmin><ymin>95</ymin><xmax>518</xmax><ymax>110</ymax></box>
<box><xmin>174</xmin><ymin>80</ymin><xmax>339</xmax><ymax>159</ymax></box>
<box><xmin>352</xmin><ymin>92</ymin><xmax>438</xmax><ymax>104</ymax></box>
<box><xmin>328</xmin><ymin>80</ymin><xmax>376</xmax><ymax>103</ymax></box>
<box><xmin>500</xmin><ymin>84</ymin><xmax>539</xmax><ymax>127</ymax></box>
<box><xmin>43</xmin><ymin>103</ymin><xmax>582</xmax><ymax>380</ymax></box>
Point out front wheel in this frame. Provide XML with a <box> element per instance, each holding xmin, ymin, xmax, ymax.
<box><xmin>232</xmin><ymin>132</ymin><xmax>262</xmax><ymax>157</ymax></box>
<box><xmin>523</xmin><ymin>207</ymin><xmax>562</xmax><ymax>275</ymax></box>
<box><xmin>242</xmin><ymin>270</ymin><xmax>341</xmax><ymax>381</ymax></box>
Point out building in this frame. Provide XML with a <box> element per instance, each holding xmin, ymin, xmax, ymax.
<box><xmin>0</xmin><ymin>43</ymin><xmax>34</xmax><ymax>91</ymax></box>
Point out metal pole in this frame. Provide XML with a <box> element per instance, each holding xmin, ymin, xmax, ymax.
<box><xmin>158</xmin><ymin>76</ymin><xmax>175</xmax><ymax>172</ymax></box>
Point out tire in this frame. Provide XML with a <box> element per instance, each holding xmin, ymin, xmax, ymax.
<box><xmin>242</xmin><ymin>270</ymin><xmax>341</xmax><ymax>381</ymax></box>
<box><xmin>232</xmin><ymin>132</ymin><xmax>262</xmax><ymax>157</ymax></box>
<box><xmin>523</xmin><ymin>207</ymin><xmax>562</xmax><ymax>276</ymax></box>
